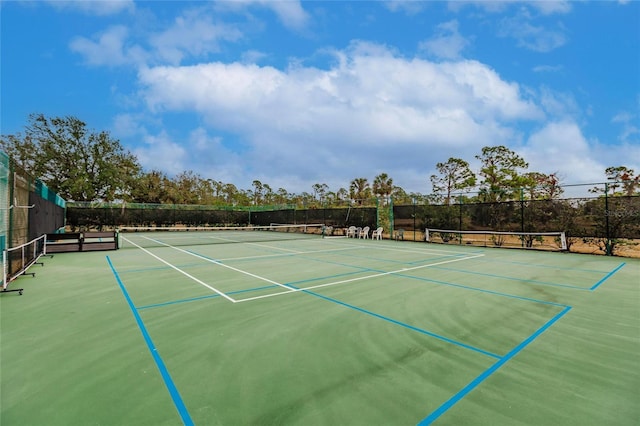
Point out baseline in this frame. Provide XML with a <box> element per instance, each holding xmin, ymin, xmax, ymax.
<box><xmin>120</xmin><ymin>236</ymin><xmax>236</xmax><ymax>302</ymax></box>
<box><xmin>234</xmin><ymin>253</ymin><xmax>485</xmax><ymax>303</ymax></box>
<box><xmin>106</xmin><ymin>256</ymin><xmax>194</xmax><ymax>425</ymax></box>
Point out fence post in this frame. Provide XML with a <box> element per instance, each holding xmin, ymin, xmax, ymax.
<box><xmin>458</xmin><ymin>194</ymin><xmax>463</xmax><ymax>244</ymax></box>
<box><xmin>389</xmin><ymin>197</ymin><xmax>394</xmax><ymax>239</ymax></box>
<box><xmin>605</xmin><ymin>182</ymin><xmax>612</xmax><ymax>255</ymax></box>
<box><xmin>412</xmin><ymin>197</ymin><xmax>416</xmax><ymax>242</ymax></box>
<box><xmin>520</xmin><ymin>187</ymin><xmax>524</xmax><ymax>247</ymax></box>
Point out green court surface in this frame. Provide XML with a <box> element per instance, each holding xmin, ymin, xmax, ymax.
<box><xmin>1</xmin><ymin>233</ymin><xmax>639</xmax><ymax>425</ymax></box>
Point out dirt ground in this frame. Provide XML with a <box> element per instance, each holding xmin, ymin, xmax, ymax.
<box><xmin>411</xmin><ymin>230</ymin><xmax>640</xmax><ymax>259</ymax></box>
<box><xmin>569</xmin><ymin>239</ymin><xmax>640</xmax><ymax>258</ymax></box>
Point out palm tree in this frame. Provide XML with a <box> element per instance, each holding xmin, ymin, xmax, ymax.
<box><xmin>350</xmin><ymin>178</ymin><xmax>370</xmax><ymax>205</ymax></box>
<box><xmin>373</xmin><ymin>173</ymin><xmax>394</xmax><ymax>204</ymax></box>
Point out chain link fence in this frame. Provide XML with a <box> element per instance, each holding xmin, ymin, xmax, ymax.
<box><xmin>392</xmin><ymin>183</ymin><xmax>639</xmax><ymax>256</ymax></box>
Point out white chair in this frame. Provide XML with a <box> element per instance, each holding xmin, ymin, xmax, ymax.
<box><xmin>359</xmin><ymin>226</ymin><xmax>370</xmax><ymax>239</ymax></box>
<box><xmin>371</xmin><ymin>227</ymin><xmax>383</xmax><ymax>240</ymax></box>
<box><xmin>346</xmin><ymin>226</ymin><xmax>357</xmax><ymax>238</ymax></box>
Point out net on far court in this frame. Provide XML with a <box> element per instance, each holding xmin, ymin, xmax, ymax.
<box><xmin>118</xmin><ymin>223</ymin><xmax>326</xmax><ymax>249</ymax></box>
<box><xmin>425</xmin><ymin>228</ymin><xmax>567</xmax><ymax>251</ymax></box>
<box><xmin>2</xmin><ymin>235</ymin><xmax>47</xmax><ymax>292</ymax></box>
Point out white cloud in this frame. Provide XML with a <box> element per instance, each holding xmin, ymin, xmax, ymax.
<box><xmin>448</xmin><ymin>1</ymin><xmax>571</xmax><ymax>15</ymax></box>
<box><xmin>447</xmin><ymin>2</ymin><xmax>570</xmax><ymax>52</ymax></box>
<box><xmin>70</xmin><ymin>25</ymin><xmax>147</xmax><ymax>67</ymax></box>
<box><xmin>537</xmin><ymin>86</ymin><xmax>579</xmax><ymax>119</ymax></box>
<box><xmin>519</xmin><ymin>120</ymin><xmax>640</xmax><ymax>195</ymax></box>
<box><xmin>419</xmin><ymin>20</ymin><xmax>470</xmax><ymax>60</ymax></box>
<box><xmin>265</xmin><ymin>0</ymin><xmax>310</xmax><ymax>31</ymax></box>
<box><xmin>133</xmin><ymin>131</ymin><xmax>188</xmax><ymax>175</ymax></box>
<box><xmin>498</xmin><ymin>10</ymin><xmax>567</xmax><ymax>52</ymax></box>
<box><xmin>112</xmin><ymin>113</ymin><xmax>144</xmax><ymax>138</ymax></box>
<box><xmin>149</xmin><ymin>10</ymin><xmax>243</xmax><ymax>65</ymax></box>
<box><xmin>612</xmin><ymin>111</ymin><xmax>640</xmax><ymax>144</ymax></box>
<box><xmin>134</xmin><ymin>43</ymin><xmax>545</xmax><ymax>192</ymax></box>
<box><xmin>45</xmin><ymin>0</ymin><xmax>134</xmax><ymax>15</ymax></box>
<box><xmin>527</xmin><ymin>1</ymin><xmax>572</xmax><ymax>15</ymax></box>
<box><xmin>532</xmin><ymin>64</ymin><xmax>563</xmax><ymax>73</ymax></box>
<box><xmin>384</xmin><ymin>0</ymin><xmax>428</xmax><ymax>15</ymax></box>
<box><xmin>214</xmin><ymin>0</ymin><xmax>310</xmax><ymax>31</ymax></box>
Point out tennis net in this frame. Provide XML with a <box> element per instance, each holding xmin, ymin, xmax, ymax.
<box><xmin>118</xmin><ymin>223</ymin><xmax>326</xmax><ymax>249</ymax></box>
<box><xmin>425</xmin><ymin>228</ymin><xmax>567</xmax><ymax>251</ymax></box>
<box><xmin>2</xmin><ymin>234</ymin><xmax>47</xmax><ymax>293</ymax></box>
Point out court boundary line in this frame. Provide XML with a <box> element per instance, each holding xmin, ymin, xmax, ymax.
<box><xmin>233</xmin><ymin>253</ymin><xmax>486</xmax><ymax>303</ymax></box>
<box><xmin>120</xmin><ymin>236</ymin><xmax>236</xmax><ymax>302</ymax></box>
<box><xmin>430</xmin><ymin>265</ymin><xmax>592</xmax><ymax>291</ymax></box>
<box><xmin>417</xmin><ymin>305</ymin><xmax>572</xmax><ymax>425</ymax></box>
<box><xmin>106</xmin><ymin>256</ymin><xmax>194</xmax><ymax>426</ymax></box>
<box><xmin>590</xmin><ymin>263</ymin><xmax>626</xmax><ymax>290</ymax></box>
<box><xmin>135</xmin><ymin>234</ymin><xmax>300</xmax><ymax>295</ymax></box>
<box><xmin>110</xmin><ymin>238</ymin><xmax>629</xmax><ymax>425</ymax></box>
<box><xmin>133</xmin><ymin>234</ymin><xmax>485</xmax><ymax>303</ymax></box>
<box><xmin>295</xmin><ymin>285</ymin><xmax>502</xmax><ymax>359</ymax></box>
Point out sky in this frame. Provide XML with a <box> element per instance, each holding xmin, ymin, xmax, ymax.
<box><xmin>1</xmin><ymin>0</ymin><xmax>639</xmax><ymax>197</ymax></box>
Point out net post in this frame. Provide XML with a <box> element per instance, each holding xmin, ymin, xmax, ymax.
<box><xmin>560</xmin><ymin>232</ymin><xmax>567</xmax><ymax>251</ymax></box>
<box><xmin>2</xmin><ymin>249</ymin><xmax>6</xmax><ymax>290</ymax></box>
<box><xmin>425</xmin><ymin>228</ymin><xmax>430</xmax><ymax>242</ymax></box>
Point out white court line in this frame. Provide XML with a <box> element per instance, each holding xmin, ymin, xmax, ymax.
<box><xmin>139</xmin><ymin>236</ymin><xmax>299</xmax><ymax>293</ymax></box>
<box><xmin>234</xmin><ymin>253</ymin><xmax>485</xmax><ymax>303</ymax></box>
<box><xmin>216</xmin><ymin>245</ymin><xmax>362</xmax><ymax>261</ymax></box>
<box><xmin>319</xmin><ymin>238</ymin><xmax>484</xmax><ymax>257</ymax></box>
<box><xmin>121</xmin><ymin>236</ymin><xmax>237</xmax><ymax>302</ymax></box>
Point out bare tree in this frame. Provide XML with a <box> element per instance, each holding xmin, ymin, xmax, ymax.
<box><xmin>430</xmin><ymin>158</ymin><xmax>476</xmax><ymax>205</ymax></box>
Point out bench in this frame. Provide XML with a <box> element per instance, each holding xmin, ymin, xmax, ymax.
<box><xmin>46</xmin><ymin>231</ymin><xmax>118</xmax><ymax>253</ymax></box>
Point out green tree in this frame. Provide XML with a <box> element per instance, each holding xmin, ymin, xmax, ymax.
<box><xmin>475</xmin><ymin>145</ymin><xmax>528</xmax><ymax>202</ymax></box>
<box><xmin>605</xmin><ymin>166</ymin><xmax>639</xmax><ymax>196</ymax></box>
<box><xmin>349</xmin><ymin>177</ymin><xmax>371</xmax><ymax>205</ymax></box>
<box><xmin>222</xmin><ymin>183</ymin><xmax>239</xmax><ymax>205</ymax></box>
<box><xmin>251</xmin><ymin>180</ymin><xmax>264</xmax><ymax>205</ymax></box>
<box><xmin>430</xmin><ymin>158</ymin><xmax>476</xmax><ymax>205</ymax></box>
<box><xmin>372</xmin><ymin>173</ymin><xmax>394</xmax><ymax>203</ymax></box>
<box><xmin>521</xmin><ymin>172</ymin><xmax>563</xmax><ymax>200</ymax></box>
<box><xmin>130</xmin><ymin>170</ymin><xmax>171</xmax><ymax>204</ymax></box>
<box><xmin>336</xmin><ymin>188</ymin><xmax>349</xmax><ymax>203</ymax></box>
<box><xmin>312</xmin><ymin>183</ymin><xmax>329</xmax><ymax>203</ymax></box>
<box><xmin>0</xmin><ymin>114</ymin><xmax>141</xmax><ymax>201</ymax></box>
<box><xmin>274</xmin><ymin>188</ymin><xmax>290</xmax><ymax>205</ymax></box>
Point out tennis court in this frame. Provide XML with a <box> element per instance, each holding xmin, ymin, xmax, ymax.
<box><xmin>1</xmin><ymin>229</ymin><xmax>638</xmax><ymax>425</ymax></box>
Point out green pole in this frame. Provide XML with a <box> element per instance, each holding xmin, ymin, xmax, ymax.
<box><xmin>605</xmin><ymin>182</ymin><xmax>611</xmax><ymax>255</ymax></box>
<box><xmin>389</xmin><ymin>197</ymin><xmax>394</xmax><ymax>239</ymax></box>
<box><xmin>458</xmin><ymin>194</ymin><xmax>463</xmax><ymax>244</ymax></box>
<box><xmin>412</xmin><ymin>197</ymin><xmax>416</xmax><ymax>242</ymax></box>
<box><xmin>520</xmin><ymin>187</ymin><xmax>524</xmax><ymax>247</ymax></box>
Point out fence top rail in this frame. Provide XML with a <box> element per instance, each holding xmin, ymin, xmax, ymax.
<box><xmin>5</xmin><ymin>234</ymin><xmax>46</xmax><ymax>251</ymax></box>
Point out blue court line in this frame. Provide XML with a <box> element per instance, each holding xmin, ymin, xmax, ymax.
<box><xmin>106</xmin><ymin>256</ymin><xmax>194</xmax><ymax>426</ymax></box>
<box><xmin>418</xmin><ymin>305</ymin><xmax>572</xmax><ymax>425</ymax></box>
<box><xmin>188</xmin><ymin>247</ymin><xmax>565</xmax><ymax>308</ymax></box>
<box><xmin>328</xmin><ymin>250</ymin><xmax>469</xmax><ymax>267</ymax></box>
<box><xmin>430</xmin><ymin>266</ymin><xmax>591</xmax><ymax>291</ymax></box>
<box><xmin>181</xmin><ymin>245</ymin><xmax>573</xmax><ymax>313</ymax></box>
<box><xmin>290</xmin><ymin>285</ymin><xmax>501</xmax><ymax>359</ymax></box>
<box><xmin>392</xmin><ymin>272</ymin><xmax>568</xmax><ymax>308</ymax></box>
<box><xmin>115</xmin><ymin>262</ymin><xmax>212</xmax><ymax>275</ymax></box>
<box><xmin>590</xmin><ymin>263</ymin><xmax>626</xmax><ymax>290</ymax></box>
<box><xmin>136</xmin><ymin>284</ymin><xmax>281</xmax><ymax>310</ymax></box>
<box><xmin>474</xmin><ymin>257</ymin><xmax>614</xmax><ymax>274</ymax></box>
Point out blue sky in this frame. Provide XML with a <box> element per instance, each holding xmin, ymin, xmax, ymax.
<box><xmin>1</xmin><ymin>0</ymin><xmax>639</xmax><ymax>196</ymax></box>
